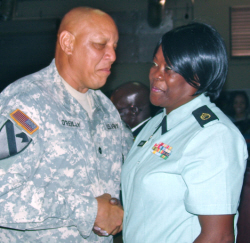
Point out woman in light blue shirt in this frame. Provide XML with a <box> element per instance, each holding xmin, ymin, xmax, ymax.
<box><xmin>121</xmin><ymin>23</ymin><xmax>247</xmax><ymax>243</ymax></box>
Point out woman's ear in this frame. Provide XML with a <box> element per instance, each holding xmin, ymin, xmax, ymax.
<box><xmin>58</xmin><ymin>30</ymin><xmax>75</xmax><ymax>55</ymax></box>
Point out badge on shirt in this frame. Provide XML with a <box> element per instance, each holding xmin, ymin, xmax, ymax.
<box><xmin>138</xmin><ymin>140</ymin><xmax>148</xmax><ymax>147</ymax></box>
<box><xmin>105</xmin><ymin>123</ymin><xmax>119</xmax><ymax>130</ymax></box>
<box><xmin>151</xmin><ymin>142</ymin><xmax>172</xmax><ymax>160</ymax></box>
<box><xmin>10</xmin><ymin>109</ymin><xmax>39</xmax><ymax>135</ymax></box>
<box><xmin>192</xmin><ymin>105</ymin><xmax>218</xmax><ymax>127</ymax></box>
<box><xmin>60</xmin><ymin>119</ymin><xmax>81</xmax><ymax>128</ymax></box>
<box><xmin>0</xmin><ymin>119</ymin><xmax>32</xmax><ymax>160</ymax></box>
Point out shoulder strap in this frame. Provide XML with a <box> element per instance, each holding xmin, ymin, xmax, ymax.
<box><xmin>192</xmin><ymin>105</ymin><xmax>218</xmax><ymax>127</ymax></box>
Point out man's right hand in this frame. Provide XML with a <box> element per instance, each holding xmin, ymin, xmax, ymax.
<box><xmin>94</xmin><ymin>193</ymin><xmax>123</xmax><ymax>236</ymax></box>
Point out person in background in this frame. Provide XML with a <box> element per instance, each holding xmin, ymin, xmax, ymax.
<box><xmin>214</xmin><ymin>90</ymin><xmax>230</xmax><ymax>115</ymax></box>
<box><xmin>121</xmin><ymin>22</ymin><xmax>247</xmax><ymax>243</ymax></box>
<box><xmin>110</xmin><ymin>81</ymin><xmax>151</xmax><ymax>243</ymax></box>
<box><xmin>227</xmin><ymin>91</ymin><xmax>250</xmax><ymax>123</ymax></box>
<box><xmin>110</xmin><ymin>81</ymin><xmax>152</xmax><ymax>138</ymax></box>
<box><xmin>228</xmin><ymin>91</ymin><xmax>250</xmax><ymax>163</ymax></box>
<box><xmin>0</xmin><ymin>7</ymin><xmax>133</xmax><ymax>242</ymax></box>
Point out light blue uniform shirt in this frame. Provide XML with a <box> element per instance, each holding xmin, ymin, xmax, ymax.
<box><xmin>121</xmin><ymin>94</ymin><xmax>247</xmax><ymax>243</ymax></box>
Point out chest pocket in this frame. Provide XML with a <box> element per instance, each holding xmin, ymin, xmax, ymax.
<box><xmin>95</xmin><ymin>123</ymin><xmax>121</xmax><ymax>155</ymax></box>
<box><xmin>32</xmin><ymin>115</ymin><xmax>93</xmax><ymax>188</ymax></box>
<box><xmin>92</xmin><ymin>121</ymin><xmax>122</xmax><ymax>180</ymax></box>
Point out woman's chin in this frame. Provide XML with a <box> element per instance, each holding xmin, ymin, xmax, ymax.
<box><xmin>150</xmin><ymin>95</ymin><xmax>162</xmax><ymax>107</ymax></box>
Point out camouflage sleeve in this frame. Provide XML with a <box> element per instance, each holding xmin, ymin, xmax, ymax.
<box><xmin>0</xmin><ymin>114</ymin><xmax>97</xmax><ymax>238</ymax></box>
<box><xmin>120</xmin><ymin>120</ymin><xmax>133</xmax><ymax>161</ymax></box>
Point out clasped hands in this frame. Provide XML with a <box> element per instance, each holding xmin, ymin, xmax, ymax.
<box><xmin>93</xmin><ymin>193</ymin><xmax>123</xmax><ymax>237</ymax></box>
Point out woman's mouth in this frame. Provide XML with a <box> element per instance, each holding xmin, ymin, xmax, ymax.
<box><xmin>151</xmin><ymin>86</ymin><xmax>165</xmax><ymax>93</ymax></box>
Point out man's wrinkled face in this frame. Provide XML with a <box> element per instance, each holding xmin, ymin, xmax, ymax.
<box><xmin>70</xmin><ymin>15</ymin><xmax>118</xmax><ymax>91</ymax></box>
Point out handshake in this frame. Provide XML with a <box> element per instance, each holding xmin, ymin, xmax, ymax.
<box><xmin>93</xmin><ymin>193</ymin><xmax>123</xmax><ymax>237</ymax></box>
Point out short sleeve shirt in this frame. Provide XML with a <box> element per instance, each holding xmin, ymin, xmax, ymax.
<box><xmin>121</xmin><ymin>94</ymin><xmax>247</xmax><ymax>243</ymax></box>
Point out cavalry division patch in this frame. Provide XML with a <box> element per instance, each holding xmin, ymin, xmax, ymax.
<box><xmin>10</xmin><ymin>109</ymin><xmax>39</xmax><ymax>134</ymax></box>
<box><xmin>0</xmin><ymin>120</ymin><xmax>32</xmax><ymax>160</ymax></box>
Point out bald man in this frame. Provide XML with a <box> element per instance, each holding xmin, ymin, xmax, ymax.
<box><xmin>0</xmin><ymin>7</ymin><xmax>133</xmax><ymax>243</ymax></box>
<box><xmin>111</xmin><ymin>82</ymin><xmax>152</xmax><ymax>138</ymax></box>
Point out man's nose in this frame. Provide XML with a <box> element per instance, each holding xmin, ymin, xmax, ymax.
<box><xmin>105</xmin><ymin>46</ymin><xmax>116</xmax><ymax>62</ymax></box>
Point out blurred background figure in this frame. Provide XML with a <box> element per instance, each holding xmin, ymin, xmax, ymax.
<box><xmin>214</xmin><ymin>90</ymin><xmax>230</xmax><ymax>115</ymax></box>
<box><xmin>228</xmin><ymin>91</ymin><xmax>250</xmax><ymax>123</ymax></box>
<box><xmin>227</xmin><ymin>91</ymin><xmax>250</xmax><ymax>135</ymax></box>
<box><xmin>227</xmin><ymin>91</ymin><xmax>250</xmax><ymax>165</ymax></box>
<box><xmin>110</xmin><ymin>81</ymin><xmax>152</xmax><ymax>138</ymax></box>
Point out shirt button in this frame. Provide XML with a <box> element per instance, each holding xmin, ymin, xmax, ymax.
<box><xmin>98</xmin><ymin>147</ymin><xmax>102</xmax><ymax>154</ymax></box>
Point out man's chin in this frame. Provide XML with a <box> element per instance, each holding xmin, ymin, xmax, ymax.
<box><xmin>90</xmin><ymin>79</ymin><xmax>108</xmax><ymax>90</ymax></box>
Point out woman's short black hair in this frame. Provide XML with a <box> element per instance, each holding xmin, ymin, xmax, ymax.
<box><xmin>153</xmin><ymin>22</ymin><xmax>228</xmax><ymax>100</ymax></box>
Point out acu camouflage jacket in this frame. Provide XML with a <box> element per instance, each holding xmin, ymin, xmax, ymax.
<box><xmin>0</xmin><ymin>60</ymin><xmax>133</xmax><ymax>242</ymax></box>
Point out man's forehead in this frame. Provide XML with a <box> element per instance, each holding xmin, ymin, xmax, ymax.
<box><xmin>78</xmin><ymin>17</ymin><xmax>118</xmax><ymax>38</ymax></box>
<box><xmin>113</xmin><ymin>91</ymin><xmax>136</xmax><ymax>105</ymax></box>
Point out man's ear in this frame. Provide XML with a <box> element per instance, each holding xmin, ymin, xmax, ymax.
<box><xmin>59</xmin><ymin>30</ymin><xmax>75</xmax><ymax>55</ymax></box>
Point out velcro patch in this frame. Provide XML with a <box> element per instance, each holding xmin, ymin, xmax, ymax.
<box><xmin>60</xmin><ymin>119</ymin><xmax>81</xmax><ymax>128</ymax></box>
<box><xmin>105</xmin><ymin>123</ymin><xmax>119</xmax><ymax>130</ymax></box>
<box><xmin>10</xmin><ymin>109</ymin><xmax>39</xmax><ymax>134</ymax></box>
<box><xmin>0</xmin><ymin>120</ymin><xmax>32</xmax><ymax>160</ymax></box>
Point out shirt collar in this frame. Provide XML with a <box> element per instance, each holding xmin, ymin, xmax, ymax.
<box><xmin>49</xmin><ymin>59</ymin><xmax>115</xmax><ymax>120</ymax></box>
<box><xmin>49</xmin><ymin>59</ymin><xmax>99</xmax><ymax>115</ymax></box>
<box><xmin>162</xmin><ymin>94</ymin><xmax>211</xmax><ymax>131</ymax></box>
<box><xmin>131</xmin><ymin>117</ymin><xmax>151</xmax><ymax>132</ymax></box>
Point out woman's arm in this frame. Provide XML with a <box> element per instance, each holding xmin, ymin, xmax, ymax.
<box><xmin>194</xmin><ymin>215</ymin><xmax>235</xmax><ymax>243</ymax></box>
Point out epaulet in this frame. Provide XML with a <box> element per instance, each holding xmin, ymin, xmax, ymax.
<box><xmin>192</xmin><ymin>105</ymin><xmax>218</xmax><ymax>127</ymax></box>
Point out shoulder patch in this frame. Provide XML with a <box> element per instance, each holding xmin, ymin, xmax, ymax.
<box><xmin>0</xmin><ymin>120</ymin><xmax>32</xmax><ymax>160</ymax></box>
<box><xmin>192</xmin><ymin>105</ymin><xmax>218</xmax><ymax>127</ymax></box>
<box><xmin>10</xmin><ymin>109</ymin><xmax>39</xmax><ymax>135</ymax></box>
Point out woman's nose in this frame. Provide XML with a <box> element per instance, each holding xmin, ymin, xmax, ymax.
<box><xmin>154</xmin><ymin>67</ymin><xmax>164</xmax><ymax>80</ymax></box>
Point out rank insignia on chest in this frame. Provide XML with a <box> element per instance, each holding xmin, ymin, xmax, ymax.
<box><xmin>151</xmin><ymin>142</ymin><xmax>172</xmax><ymax>160</ymax></box>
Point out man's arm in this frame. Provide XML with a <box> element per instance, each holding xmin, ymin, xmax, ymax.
<box><xmin>194</xmin><ymin>215</ymin><xmax>235</xmax><ymax>243</ymax></box>
<box><xmin>93</xmin><ymin>194</ymin><xmax>123</xmax><ymax>236</ymax></box>
<box><xmin>0</xmin><ymin>112</ymin><xmax>98</xmax><ymax>238</ymax></box>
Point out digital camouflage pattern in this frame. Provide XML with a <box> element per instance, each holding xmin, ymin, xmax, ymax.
<box><xmin>0</xmin><ymin>60</ymin><xmax>133</xmax><ymax>242</ymax></box>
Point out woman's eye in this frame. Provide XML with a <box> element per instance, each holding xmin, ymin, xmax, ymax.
<box><xmin>152</xmin><ymin>61</ymin><xmax>158</xmax><ymax>67</ymax></box>
<box><xmin>165</xmin><ymin>65</ymin><xmax>172</xmax><ymax>71</ymax></box>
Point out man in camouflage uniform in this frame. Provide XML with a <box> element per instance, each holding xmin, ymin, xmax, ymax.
<box><xmin>0</xmin><ymin>7</ymin><xmax>133</xmax><ymax>243</ymax></box>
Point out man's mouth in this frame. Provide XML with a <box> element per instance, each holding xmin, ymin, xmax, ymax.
<box><xmin>99</xmin><ymin>68</ymin><xmax>111</xmax><ymax>74</ymax></box>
